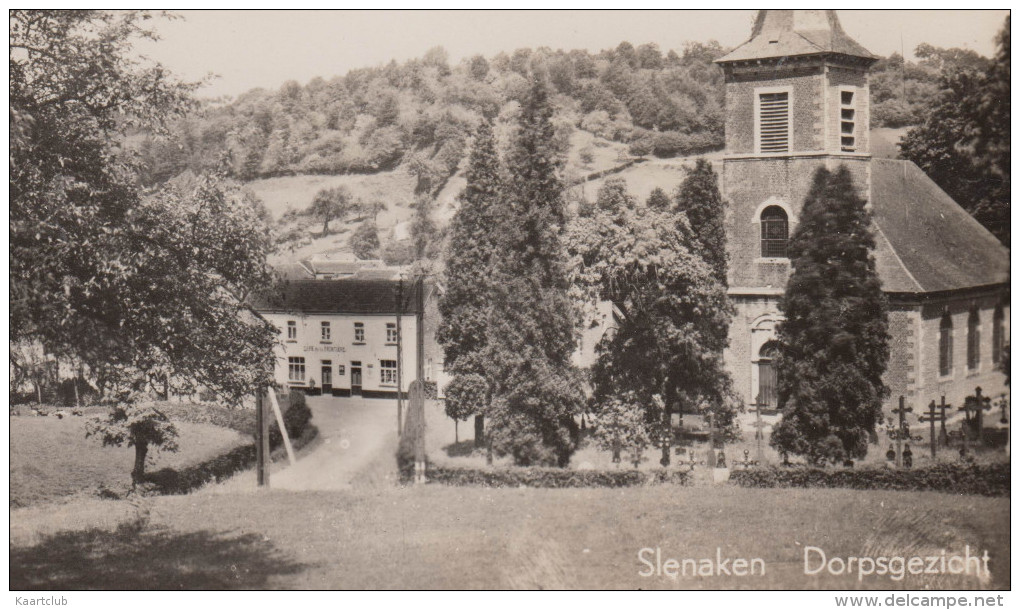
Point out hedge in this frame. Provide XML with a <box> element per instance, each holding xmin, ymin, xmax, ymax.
<box><xmin>417</xmin><ymin>465</ymin><xmax>690</xmax><ymax>488</ymax></box>
<box><xmin>729</xmin><ymin>463</ymin><xmax>1009</xmax><ymax>497</ymax></box>
<box><xmin>141</xmin><ymin>424</ymin><xmax>319</xmax><ymax>496</ymax></box>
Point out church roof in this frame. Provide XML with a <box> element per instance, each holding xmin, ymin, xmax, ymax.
<box><xmin>717</xmin><ymin>10</ymin><xmax>878</xmax><ymax>64</ymax></box>
<box><xmin>868</xmin><ymin>159</ymin><xmax>1010</xmax><ymax>294</ymax></box>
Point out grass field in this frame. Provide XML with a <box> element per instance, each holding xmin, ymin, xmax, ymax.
<box><xmin>9</xmin><ymin>485</ymin><xmax>1009</xmax><ymax>590</ymax></box>
<box><xmin>9</xmin><ymin>415</ymin><xmax>248</xmax><ymax>508</ymax></box>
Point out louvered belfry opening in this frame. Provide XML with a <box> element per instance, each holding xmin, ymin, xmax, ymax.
<box><xmin>758</xmin><ymin>92</ymin><xmax>790</xmax><ymax>153</ymax></box>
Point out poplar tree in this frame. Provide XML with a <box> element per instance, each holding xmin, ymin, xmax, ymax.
<box><xmin>484</xmin><ymin>72</ymin><xmax>583</xmax><ymax>467</ymax></box>
<box><xmin>770</xmin><ymin>166</ymin><xmax>890</xmax><ymax>465</ymax></box>
<box><xmin>437</xmin><ymin>119</ymin><xmax>502</xmax><ymax>446</ymax></box>
<box><xmin>669</xmin><ymin>159</ymin><xmax>734</xmax><ymax>437</ymax></box>
<box><xmin>673</xmin><ymin>159</ymin><xmax>728</xmax><ymax>284</ymax></box>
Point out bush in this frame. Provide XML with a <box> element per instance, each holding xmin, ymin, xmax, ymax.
<box><xmin>730</xmin><ymin>463</ymin><xmax>1009</xmax><ymax>497</ymax></box>
<box><xmin>417</xmin><ymin>465</ymin><xmax>690</xmax><ymax>488</ymax></box>
<box><xmin>269</xmin><ymin>391</ymin><xmax>312</xmax><ymax>448</ymax></box>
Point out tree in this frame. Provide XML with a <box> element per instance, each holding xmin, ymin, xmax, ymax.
<box><xmin>673</xmin><ymin>159</ymin><xmax>727</xmax><ymax>284</ymax></box>
<box><xmin>900</xmin><ymin>17</ymin><xmax>1009</xmax><ymax>246</ymax></box>
<box><xmin>484</xmin><ymin>73</ymin><xmax>583</xmax><ymax>466</ymax></box>
<box><xmin>595</xmin><ymin>178</ymin><xmax>635</xmax><ymax>211</ymax></box>
<box><xmin>350</xmin><ymin>221</ymin><xmax>380</xmax><ymax>259</ymax></box>
<box><xmin>443</xmin><ymin>373</ymin><xmax>487</xmax><ymax>444</ymax></box>
<box><xmin>310</xmin><ymin>186</ymin><xmax>353</xmax><ymax>235</ymax></box>
<box><xmin>409</xmin><ymin>194</ymin><xmax>439</xmax><ymax>261</ymax></box>
<box><xmin>437</xmin><ymin>119</ymin><xmax>503</xmax><ymax>447</ymax></box>
<box><xmin>86</xmin><ymin>396</ymin><xmax>179</xmax><ymax>486</ymax></box>
<box><xmin>770</xmin><ymin>166</ymin><xmax>890</xmax><ymax>466</ymax></box>
<box><xmin>11</xmin><ymin>11</ymin><xmax>278</xmax><ymax>482</ymax></box>
<box><xmin>567</xmin><ymin>179</ymin><xmax>734</xmax><ymax>463</ymax></box>
<box><xmin>645</xmin><ymin>187</ymin><xmax>671</xmax><ymax>211</ymax></box>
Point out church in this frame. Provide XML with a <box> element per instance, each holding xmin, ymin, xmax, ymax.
<box><xmin>712</xmin><ymin>10</ymin><xmax>1009</xmax><ymax>415</ymax></box>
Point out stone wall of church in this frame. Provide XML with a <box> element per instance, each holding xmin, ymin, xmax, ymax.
<box><xmin>912</xmin><ymin>293</ymin><xmax>1009</xmax><ymax>414</ymax></box>
<box><xmin>722</xmin><ymin>156</ymin><xmax>870</xmax><ymax>289</ymax></box>
<box><xmin>823</xmin><ymin>65</ymin><xmax>870</xmax><ymax>154</ymax></box>
<box><xmin>883</xmin><ymin>305</ymin><xmax>920</xmax><ymax>414</ymax></box>
<box><xmin>724</xmin><ymin>65</ymin><xmax>824</xmax><ymax>154</ymax></box>
<box><xmin>725</xmin><ymin>295</ymin><xmax>783</xmax><ymax>408</ymax></box>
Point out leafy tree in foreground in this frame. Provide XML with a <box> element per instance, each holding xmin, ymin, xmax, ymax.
<box><xmin>437</xmin><ymin>119</ymin><xmax>503</xmax><ymax>446</ymax></box>
<box><xmin>485</xmin><ymin>72</ymin><xmax>583</xmax><ymax>467</ymax></box>
<box><xmin>310</xmin><ymin>186</ymin><xmax>353</xmax><ymax>235</ymax></box>
<box><xmin>567</xmin><ymin>178</ymin><xmax>733</xmax><ymax>459</ymax></box>
<box><xmin>771</xmin><ymin>166</ymin><xmax>890</xmax><ymax>466</ymax></box>
<box><xmin>11</xmin><ymin>10</ymin><xmax>278</xmax><ymax>484</ymax></box>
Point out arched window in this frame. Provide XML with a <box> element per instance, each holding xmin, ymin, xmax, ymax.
<box><xmin>939</xmin><ymin>312</ymin><xmax>953</xmax><ymax>377</ymax></box>
<box><xmin>760</xmin><ymin>206</ymin><xmax>789</xmax><ymax>258</ymax></box>
<box><xmin>967</xmin><ymin>308</ymin><xmax>981</xmax><ymax>371</ymax></box>
<box><xmin>757</xmin><ymin>341</ymin><xmax>780</xmax><ymax>410</ymax></box>
<box><xmin>992</xmin><ymin>305</ymin><xmax>1005</xmax><ymax>365</ymax></box>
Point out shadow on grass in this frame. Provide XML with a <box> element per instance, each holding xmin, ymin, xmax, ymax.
<box><xmin>443</xmin><ymin>440</ymin><xmax>478</xmax><ymax>458</ymax></box>
<box><xmin>10</xmin><ymin>522</ymin><xmax>308</xmax><ymax>590</ymax></box>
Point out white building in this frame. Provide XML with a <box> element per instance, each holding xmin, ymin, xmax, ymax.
<box><xmin>255</xmin><ymin>279</ymin><xmax>429</xmax><ymax>398</ymax></box>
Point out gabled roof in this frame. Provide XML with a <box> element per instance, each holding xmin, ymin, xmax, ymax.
<box><xmin>717</xmin><ymin>10</ymin><xmax>878</xmax><ymax>64</ymax></box>
<box><xmin>252</xmin><ymin>279</ymin><xmax>425</xmax><ymax>315</ymax></box>
<box><xmin>869</xmin><ymin>159</ymin><xmax>1009</xmax><ymax>294</ymax></box>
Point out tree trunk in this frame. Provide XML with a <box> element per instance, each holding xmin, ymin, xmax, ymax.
<box><xmin>35</xmin><ymin>377</ymin><xmax>42</xmax><ymax>404</ymax></box>
<box><xmin>132</xmin><ymin>441</ymin><xmax>149</xmax><ymax>488</ymax></box>
<box><xmin>454</xmin><ymin>420</ymin><xmax>459</xmax><ymax>444</ymax></box>
<box><xmin>474</xmin><ymin>414</ymin><xmax>485</xmax><ymax>447</ymax></box>
<box><xmin>73</xmin><ymin>377</ymin><xmax>80</xmax><ymax>408</ymax></box>
<box><xmin>323</xmin><ymin>220</ymin><xmax>329</xmax><ymax>236</ymax></box>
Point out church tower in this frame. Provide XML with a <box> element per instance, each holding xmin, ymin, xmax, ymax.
<box><xmin>714</xmin><ymin>10</ymin><xmax>880</xmax><ymax>409</ymax></box>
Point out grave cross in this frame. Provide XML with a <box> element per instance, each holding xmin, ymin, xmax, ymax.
<box><xmin>751</xmin><ymin>408</ymin><xmax>769</xmax><ymax>464</ymax></box>
<box><xmin>919</xmin><ymin>399</ymin><xmax>949</xmax><ymax>459</ymax></box>
<box><xmin>889</xmin><ymin>396</ymin><xmax>912</xmax><ymax>468</ymax></box>
<box><xmin>997</xmin><ymin>394</ymin><xmax>1009</xmax><ymax>425</ymax></box>
<box><xmin>971</xmin><ymin>387</ymin><xmax>992</xmax><ymax>437</ymax></box>
<box><xmin>676</xmin><ymin>449</ymin><xmax>704</xmax><ymax>473</ymax></box>
<box><xmin>734</xmin><ymin>449</ymin><xmax>758</xmax><ymax>470</ymax></box>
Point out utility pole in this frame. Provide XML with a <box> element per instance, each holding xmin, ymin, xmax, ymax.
<box><xmin>396</xmin><ymin>276</ymin><xmax>403</xmax><ymax>437</ymax></box>
<box><xmin>255</xmin><ymin>388</ymin><xmax>270</xmax><ymax>487</ymax></box>
<box><xmin>416</xmin><ymin>273</ymin><xmax>425</xmax><ymax>384</ymax></box>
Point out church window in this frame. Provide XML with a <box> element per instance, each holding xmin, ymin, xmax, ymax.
<box><xmin>760</xmin><ymin>206</ymin><xmax>789</xmax><ymax>258</ymax></box>
<box><xmin>939</xmin><ymin>312</ymin><xmax>953</xmax><ymax>377</ymax></box>
<box><xmin>992</xmin><ymin>305</ymin><xmax>1004</xmax><ymax>364</ymax></box>
<box><xmin>840</xmin><ymin>89</ymin><xmax>856</xmax><ymax>152</ymax></box>
<box><xmin>967</xmin><ymin>308</ymin><xmax>980</xmax><ymax>371</ymax></box>
<box><xmin>757</xmin><ymin>91</ymin><xmax>790</xmax><ymax>153</ymax></box>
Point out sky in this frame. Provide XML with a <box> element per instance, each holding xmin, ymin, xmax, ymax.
<box><xmin>133</xmin><ymin>10</ymin><xmax>1009</xmax><ymax>100</ymax></box>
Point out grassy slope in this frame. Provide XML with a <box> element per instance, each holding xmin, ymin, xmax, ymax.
<box><xmin>9</xmin><ymin>415</ymin><xmax>248</xmax><ymax>508</ymax></box>
<box><xmin>9</xmin><ymin>485</ymin><xmax>1009</xmax><ymax>590</ymax></box>
<box><xmin>255</xmin><ymin>129</ymin><xmax>634</xmax><ymax>263</ymax></box>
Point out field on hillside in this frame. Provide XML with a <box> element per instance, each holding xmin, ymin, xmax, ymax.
<box><xmin>9</xmin><ymin>485</ymin><xmax>1009</xmax><ymax>590</ymax></box>
<box><xmin>9</xmin><ymin>414</ymin><xmax>249</xmax><ymax>508</ymax></box>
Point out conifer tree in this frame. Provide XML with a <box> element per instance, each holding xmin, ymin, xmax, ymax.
<box><xmin>673</xmin><ymin>159</ymin><xmax>728</xmax><ymax>284</ymax></box>
<box><xmin>484</xmin><ymin>72</ymin><xmax>583</xmax><ymax>466</ymax></box>
<box><xmin>437</xmin><ymin>119</ymin><xmax>502</xmax><ymax>446</ymax></box>
<box><xmin>668</xmin><ymin>159</ymin><xmax>734</xmax><ymax>438</ymax></box>
<box><xmin>770</xmin><ymin>166</ymin><xmax>890</xmax><ymax>465</ymax></box>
